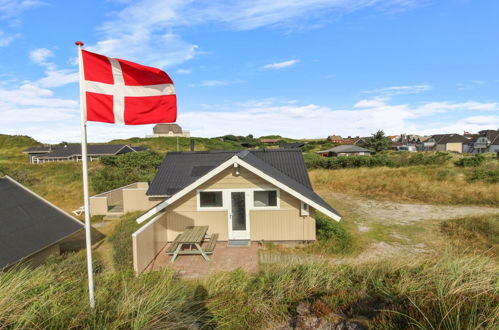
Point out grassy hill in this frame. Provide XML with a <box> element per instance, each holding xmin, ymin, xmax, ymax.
<box><xmin>0</xmin><ymin>134</ymin><xmax>42</xmax><ymax>162</ymax></box>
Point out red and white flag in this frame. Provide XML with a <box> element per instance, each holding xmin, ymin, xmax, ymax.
<box><xmin>80</xmin><ymin>50</ymin><xmax>177</xmax><ymax>125</ymax></box>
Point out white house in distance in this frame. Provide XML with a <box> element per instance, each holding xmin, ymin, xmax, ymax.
<box><xmin>149</xmin><ymin>123</ymin><xmax>190</xmax><ymax>138</ymax></box>
<box><xmin>465</xmin><ymin>130</ymin><xmax>499</xmax><ymax>153</ymax></box>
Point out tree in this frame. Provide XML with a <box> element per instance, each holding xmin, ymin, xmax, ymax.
<box><xmin>364</xmin><ymin>130</ymin><xmax>392</xmax><ymax>152</ymax></box>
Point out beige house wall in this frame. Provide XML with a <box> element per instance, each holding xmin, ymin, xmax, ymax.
<box><xmin>159</xmin><ymin>166</ymin><xmax>316</xmax><ymax>242</ymax></box>
<box><xmin>123</xmin><ymin>188</ymin><xmax>161</xmax><ymax>213</ymax></box>
<box><xmin>133</xmin><ymin>214</ymin><xmax>169</xmax><ymax>273</ymax></box>
<box><xmin>446</xmin><ymin>142</ymin><xmax>463</xmax><ymax>153</ymax></box>
<box><xmin>90</xmin><ymin>196</ymin><xmax>108</xmax><ymax>215</ymax></box>
<box><xmin>90</xmin><ymin>182</ymin><xmax>161</xmax><ymax>216</ymax></box>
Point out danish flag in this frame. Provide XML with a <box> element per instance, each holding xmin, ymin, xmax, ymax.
<box><xmin>80</xmin><ymin>49</ymin><xmax>177</xmax><ymax>125</ymax></box>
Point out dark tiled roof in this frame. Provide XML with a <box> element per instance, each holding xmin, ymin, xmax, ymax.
<box><xmin>35</xmin><ymin>144</ymin><xmax>133</xmax><ymax>159</ymax></box>
<box><xmin>153</xmin><ymin>123</ymin><xmax>182</xmax><ymax>134</ymax></box>
<box><xmin>317</xmin><ymin>145</ymin><xmax>372</xmax><ymax>154</ymax></box>
<box><xmin>279</xmin><ymin>142</ymin><xmax>305</xmax><ymax>149</ymax></box>
<box><xmin>23</xmin><ymin>146</ymin><xmax>51</xmax><ymax>153</ymax></box>
<box><xmin>131</xmin><ymin>146</ymin><xmax>148</xmax><ymax>152</ymax></box>
<box><xmin>0</xmin><ymin>176</ymin><xmax>83</xmax><ymax>268</ymax></box>
<box><xmin>147</xmin><ymin>149</ymin><xmax>339</xmax><ymax>218</ymax></box>
<box><xmin>431</xmin><ymin>134</ymin><xmax>468</xmax><ymax>144</ymax></box>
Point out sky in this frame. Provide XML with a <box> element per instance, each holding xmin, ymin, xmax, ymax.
<box><xmin>0</xmin><ymin>0</ymin><xmax>498</xmax><ymax>143</ymax></box>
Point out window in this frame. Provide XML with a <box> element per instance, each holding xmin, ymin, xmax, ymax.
<box><xmin>199</xmin><ymin>191</ymin><xmax>223</xmax><ymax>207</ymax></box>
<box><xmin>254</xmin><ymin>190</ymin><xmax>277</xmax><ymax>207</ymax></box>
<box><xmin>300</xmin><ymin>202</ymin><xmax>310</xmax><ymax>216</ymax></box>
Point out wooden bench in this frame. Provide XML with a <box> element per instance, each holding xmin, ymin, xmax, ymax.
<box><xmin>165</xmin><ymin>234</ymin><xmax>181</xmax><ymax>255</ymax></box>
<box><xmin>204</xmin><ymin>233</ymin><xmax>219</xmax><ymax>254</ymax></box>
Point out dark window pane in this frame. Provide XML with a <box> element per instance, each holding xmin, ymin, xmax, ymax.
<box><xmin>231</xmin><ymin>192</ymin><xmax>246</xmax><ymax>230</ymax></box>
<box><xmin>254</xmin><ymin>190</ymin><xmax>277</xmax><ymax>207</ymax></box>
<box><xmin>200</xmin><ymin>191</ymin><xmax>223</xmax><ymax>207</ymax></box>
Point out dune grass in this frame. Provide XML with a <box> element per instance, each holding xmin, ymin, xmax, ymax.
<box><xmin>0</xmin><ymin>248</ymin><xmax>497</xmax><ymax>329</ymax></box>
<box><xmin>310</xmin><ymin>165</ymin><xmax>499</xmax><ymax>206</ymax></box>
<box><xmin>440</xmin><ymin>214</ymin><xmax>499</xmax><ymax>254</ymax></box>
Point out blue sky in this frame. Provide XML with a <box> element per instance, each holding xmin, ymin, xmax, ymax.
<box><xmin>0</xmin><ymin>0</ymin><xmax>498</xmax><ymax>143</ymax></box>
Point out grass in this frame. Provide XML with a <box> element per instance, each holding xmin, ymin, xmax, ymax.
<box><xmin>310</xmin><ymin>165</ymin><xmax>499</xmax><ymax>206</ymax></box>
<box><xmin>440</xmin><ymin>214</ymin><xmax>499</xmax><ymax>254</ymax></box>
<box><xmin>0</xmin><ymin>248</ymin><xmax>497</xmax><ymax>329</ymax></box>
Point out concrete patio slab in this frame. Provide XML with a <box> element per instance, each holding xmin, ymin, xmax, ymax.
<box><xmin>144</xmin><ymin>241</ymin><xmax>260</xmax><ymax>279</ymax></box>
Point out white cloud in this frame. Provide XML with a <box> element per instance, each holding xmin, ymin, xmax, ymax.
<box><xmin>0</xmin><ymin>0</ymin><xmax>44</xmax><ymax>47</ymax></box>
<box><xmin>0</xmin><ymin>0</ymin><xmax>44</xmax><ymax>19</ymax></box>
<box><xmin>175</xmin><ymin>68</ymin><xmax>192</xmax><ymax>74</ymax></box>
<box><xmin>29</xmin><ymin>48</ymin><xmax>53</xmax><ymax>64</ymax></box>
<box><xmin>36</xmin><ymin>69</ymin><xmax>79</xmax><ymax>88</ymax></box>
<box><xmin>87</xmin><ymin>0</ymin><xmax>418</xmax><ymax>68</ymax></box>
<box><xmin>363</xmin><ymin>84</ymin><xmax>431</xmax><ymax>96</ymax></box>
<box><xmin>28</xmin><ymin>48</ymin><xmax>79</xmax><ymax>88</ymax></box>
<box><xmin>176</xmin><ymin>98</ymin><xmax>499</xmax><ymax>138</ymax></box>
<box><xmin>0</xmin><ymin>29</ymin><xmax>17</xmax><ymax>47</ymax></box>
<box><xmin>3</xmin><ymin>93</ymin><xmax>498</xmax><ymax>143</ymax></box>
<box><xmin>263</xmin><ymin>59</ymin><xmax>300</xmax><ymax>70</ymax></box>
<box><xmin>188</xmin><ymin>79</ymin><xmax>244</xmax><ymax>87</ymax></box>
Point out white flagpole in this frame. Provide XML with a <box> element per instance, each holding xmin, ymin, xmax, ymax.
<box><xmin>76</xmin><ymin>41</ymin><xmax>95</xmax><ymax>308</ymax></box>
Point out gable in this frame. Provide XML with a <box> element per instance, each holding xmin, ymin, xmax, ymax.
<box><xmin>137</xmin><ymin>154</ymin><xmax>341</xmax><ymax>224</ymax></box>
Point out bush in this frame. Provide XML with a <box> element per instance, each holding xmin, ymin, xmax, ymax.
<box><xmin>91</xmin><ymin>151</ymin><xmax>163</xmax><ymax>193</ymax></box>
<box><xmin>455</xmin><ymin>154</ymin><xmax>486</xmax><ymax>167</ymax></box>
<box><xmin>108</xmin><ymin>213</ymin><xmax>142</xmax><ymax>270</ymax></box>
<box><xmin>465</xmin><ymin>162</ymin><xmax>499</xmax><ymax>183</ymax></box>
<box><xmin>305</xmin><ymin>152</ymin><xmax>453</xmax><ymax>170</ymax></box>
<box><xmin>312</xmin><ymin>213</ymin><xmax>353</xmax><ymax>254</ymax></box>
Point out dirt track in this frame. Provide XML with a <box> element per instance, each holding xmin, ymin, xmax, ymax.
<box><xmin>328</xmin><ymin>192</ymin><xmax>499</xmax><ymax>225</ymax></box>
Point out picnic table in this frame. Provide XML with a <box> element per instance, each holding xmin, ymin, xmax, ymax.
<box><xmin>167</xmin><ymin>226</ymin><xmax>218</xmax><ymax>262</ymax></box>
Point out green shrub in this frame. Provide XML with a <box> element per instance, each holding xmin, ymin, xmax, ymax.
<box><xmin>312</xmin><ymin>213</ymin><xmax>353</xmax><ymax>254</ymax></box>
<box><xmin>305</xmin><ymin>151</ymin><xmax>452</xmax><ymax>170</ymax></box>
<box><xmin>92</xmin><ymin>151</ymin><xmax>163</xmax><ymax>193</ymax></box>
<box><xmin>108</xmin><ymin>213</ymin><xmax>142</xmax><ymax>270</ymax></box>
<box><xmin>455</xmin><ymin>154</ymin><xmax>486</xmax><ymax>167</ymax></box>
<box><xmin>465</xmin><ymin>162</ymin><xmax>499</xmax><ymax>183</ymax></box>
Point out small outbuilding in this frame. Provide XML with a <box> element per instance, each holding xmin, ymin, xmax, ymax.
<box><xmin>0</xmin><ymin>176</ymin><xmax>84</xmax><ymax>269</ymax></box>
<box><xmin>151</xmin><ymin>123</ymin><xmax>190</xmax><ymax>137</ymax></box>
<box><xmin>317</xmin><ymin>145</ymin><xmax>372</xmax><ymax>157</ymax></box>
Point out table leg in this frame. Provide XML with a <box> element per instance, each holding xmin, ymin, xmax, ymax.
<box><xmin>171</xmin><ymin>243</ymin><xmax>183</xmax><ymax>263</ymax></box>
<box><xmin>195</xmin><ymin>243</ymin><xmax>210</xmax><ymax>261</ymax></box>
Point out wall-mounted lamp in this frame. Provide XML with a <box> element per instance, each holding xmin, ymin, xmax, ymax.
<box><xmin>234</xmin><ymin>163</ymin><xmax>240</xmax><ymax>176</ymax></box>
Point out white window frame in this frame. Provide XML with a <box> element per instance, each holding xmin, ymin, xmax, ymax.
<box><xmin>300</xmin><ymin>202</ymin><xmax>310</xmax><ymax>216</ymax></box>
<box><xmin>196</xmin><ymin>189</ymin><xmax>226</xmax><ymax>211</ymax></box>
<box><xmin>196</xmin><ymin>187</ymin><xmax>280</xmax><ymax>211</ymax></box>
<box><xmin>252</xmin><ymin>188</ymin><xmax>280</xmax><ymax>210</ymax></box>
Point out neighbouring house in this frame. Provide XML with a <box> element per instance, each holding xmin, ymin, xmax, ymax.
<box><xmin>387</xmin><ymin>135</ymin><xmax>400</xmax><ymax>142</ymax></box>
<box><xmin>317</xmin><ymin>145</ymin><xmax>372</xmax><ymax>157</ymax></box>
<box><xmin>131</xmin><ymin>149</ymin><xmax>341</xmax><ymax>273</ymax></box>
<box><xmin>0</xmin><ymin>176</ymin><xmax>84</xmax><ymax>269</ymax></box>
<box><xmin>326</xmin><ymin>135</ymin><xmax>368</xmax><ymax>145</ymax></box>
<box><xmin>279</xmin><ymin>142</ymin><xmax>305</xmax><ymax>149</ymax></box>
<box><xmin>23</xmin><ymin>144</ymin><xmax>140</xmax><ymax>164</ymax></box>
<box><xmin>90</xmin><ymin>182</ymin><xmax>163</xmax><ymax>217</ymax></box>
<box><xmin>423</xmin><ymin>134</ymin><xmax>468</xmax><ymax>153</ymax></box>
<box><xmin>150</xmin><ymin>123</ymin><xmax>190</xmax><ymax>137</ymax></box>
<box><xmin>260</xmin><ymin>138</ymin><xmax>280</xmax><ymax>144</ymax></box>
<box><xmin>326</xmin><ymin>135</ymin><xmax>343</xmax><ymax>142</ymax></box>
<box><xmin>466</xmin><ymin>129</ymin><xmax>499</xmax><ymax>153</ymax></box>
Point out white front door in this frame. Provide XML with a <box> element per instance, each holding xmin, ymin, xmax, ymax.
<box><xmin>228</xmin><ymin>191</ymin><xmax>250</xmax><ymax>240</ymax></box>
